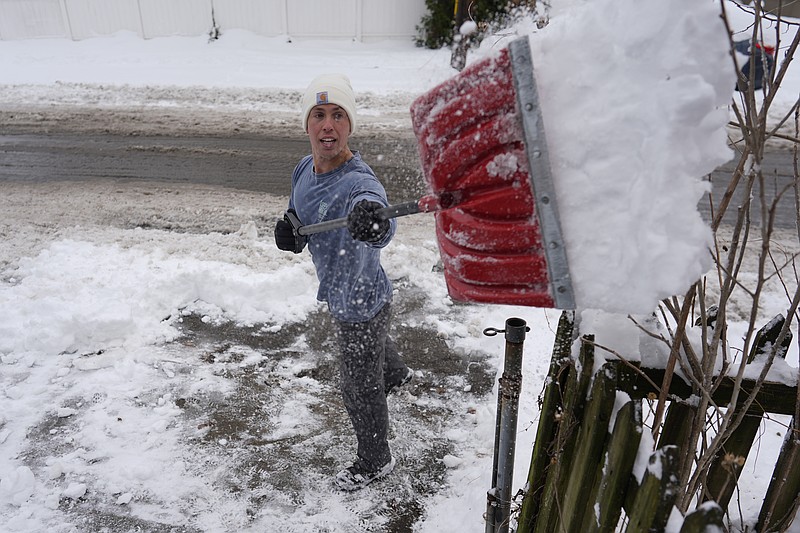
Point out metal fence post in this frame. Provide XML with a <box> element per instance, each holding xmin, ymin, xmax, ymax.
<box><xmin>58</xmin><ymin>0</ymin><xmax>74</xmax><ymax>40</ymax></box>
<box><xmin>484</xmin><ymin>317</ymin><xmax>528</xmax><ymax>533</ymax></box>
<box><xmin>136</xmin><ymin>0</ymin><xmax>146</xmax><ymax>39</ymax></box>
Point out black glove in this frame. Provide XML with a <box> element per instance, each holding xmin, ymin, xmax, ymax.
<box><xmin>347</xmin><ymin>200</ymin><xmax>390</xmax><ymax>242</ymax></box>
<box><xmin>274</xmin><ymin>210</ymin><xmax>307</xmax><ymax>253</ymax></box>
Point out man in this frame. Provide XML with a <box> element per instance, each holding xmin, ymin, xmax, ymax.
<box><xmin>274</xmin><ymin>73</ymin><xmax>412</xmax><ymax>491</ymax></box>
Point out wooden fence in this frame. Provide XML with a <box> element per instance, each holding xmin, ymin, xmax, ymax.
<box><xmin>514</xmin><ymin>311</ymin><xmax>800</xmax><ymax>532</ymax></box>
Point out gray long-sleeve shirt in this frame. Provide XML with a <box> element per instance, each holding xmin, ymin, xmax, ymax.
<box><xmin>288</xmin><ymin>152</ymin><xmax>396</xmax><ymax>322</ymax></box>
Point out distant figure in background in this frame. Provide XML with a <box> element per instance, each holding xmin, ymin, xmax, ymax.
<box><xmin>734</xmin><ymin>39</ymin><xmax>774</xmax><ymax>92</ymax></box>
<box><xmin>274</xmin><ymin>73</ymin><xmax>413</xmax><ymax>491</ymax></box>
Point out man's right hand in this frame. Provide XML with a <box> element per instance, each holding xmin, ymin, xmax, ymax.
<box><xmin>274</xmin><ymin>210</ymin><xmax>307</xmax><ymax>253</ymax></box>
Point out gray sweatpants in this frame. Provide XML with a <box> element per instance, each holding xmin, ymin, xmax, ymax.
<box><xmin>334</xmin><ymin>303</ymin><xmax>408</xmax><ymax>471</ymax></box>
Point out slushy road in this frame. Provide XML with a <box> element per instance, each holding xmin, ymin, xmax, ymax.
<box><xmin>0</xmin><ymin>132</ymin><xmax>796</xmax><ymax>228</ymax></box>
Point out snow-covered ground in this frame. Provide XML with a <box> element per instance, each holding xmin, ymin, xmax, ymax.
<box><xmin>1</xmin><ymin>1</ymin><xmax>799</xmax><ymax>531</ymax></box>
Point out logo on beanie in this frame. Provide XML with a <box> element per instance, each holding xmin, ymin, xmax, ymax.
<box><xmin>316</xmin><ymin>91</ymin><xmax>329</xmax><ymax>105</ymax></box>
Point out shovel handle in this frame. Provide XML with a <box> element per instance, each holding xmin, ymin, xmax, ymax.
<box><xmin>294</xmin><ymin>200</ymin><xmax>427</xmax><ymax>237</ymax></box>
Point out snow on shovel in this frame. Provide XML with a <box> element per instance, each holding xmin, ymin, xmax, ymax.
<box><xmin>293</xmin><ymin>37</ymin><xmax>574</xmax><ymax>310</ymax></box>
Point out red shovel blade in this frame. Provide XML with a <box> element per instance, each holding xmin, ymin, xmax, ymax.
<box><xmin>410</xmin><ymin>40</ymin><xmax>573</xmax><ymax>309</ymax></box>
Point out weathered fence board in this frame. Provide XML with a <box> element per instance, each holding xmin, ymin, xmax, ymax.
<box><xmin>617</xmin><ymin>366</ymin><xmax>797</xmax><ymax>416</ymax></box>
<box><xmin>517</xmin><ymin>310</ymin><xmax>574</xmax><ymax>531</ymax></box>
<box><xmin>657</xmin><ymin>400</ymin><xmax>696</xmax><ymax>478</ymax></box>
<box><xmin>625</xmin><ymin>446</ymin><xmax>680</xmax><ymax>532</ymax></box>
<box><xmin>758</xmin><ymin>419</ymin><xmax>800</xmax><ymax>532</ymax></box>
<box><xmin>560</xmin><ymin>363</ymin><xmax>617</xmax><ymax>532</ymax></box>
<box><xmin>680</xmin><ymin>502</ymin><xmax>724</xmax><ymax>532</ymax></box>
<box><xmin>703</xmin><ymin>314</ymin><xmax>792</xmax><ymax>508</ymax></box>
<box><xmin>582</xmin><ymin>399</ymin><xmax>642</xmax><ymax>532</ymax></box>
<box><xmin>531</xmin><ymin>334</ymin><xmax>594</xmax><ymax>533</ymax></box>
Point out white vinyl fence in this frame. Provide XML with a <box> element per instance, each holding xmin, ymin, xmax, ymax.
<box><xmin>0</xmin><ymin>0</ymin><xmax>427</xmax><ymax>41</ymax></box>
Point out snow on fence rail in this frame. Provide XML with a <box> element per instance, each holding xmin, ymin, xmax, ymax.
<box><xmin>0</xmin><ymin>0</ymin><xmax>426</xmax><ymax>41</ymax></box>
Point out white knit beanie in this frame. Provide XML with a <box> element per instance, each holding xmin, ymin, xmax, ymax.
<box><xmin>301</xmin><ymin>73</ymin><xmax>357</xmax><ymax>134</ymax></box>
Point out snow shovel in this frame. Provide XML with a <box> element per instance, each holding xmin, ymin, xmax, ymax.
<box><xmin>291</xmin><ymin>37</ymin><xmax>574</xmax><ymax>310</ymax></box>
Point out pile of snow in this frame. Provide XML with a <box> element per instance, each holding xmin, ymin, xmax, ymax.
<box><xmin>473</xmin><ymin>0</ymin><xmax>734</xmax><ymax>314</ymax></box>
